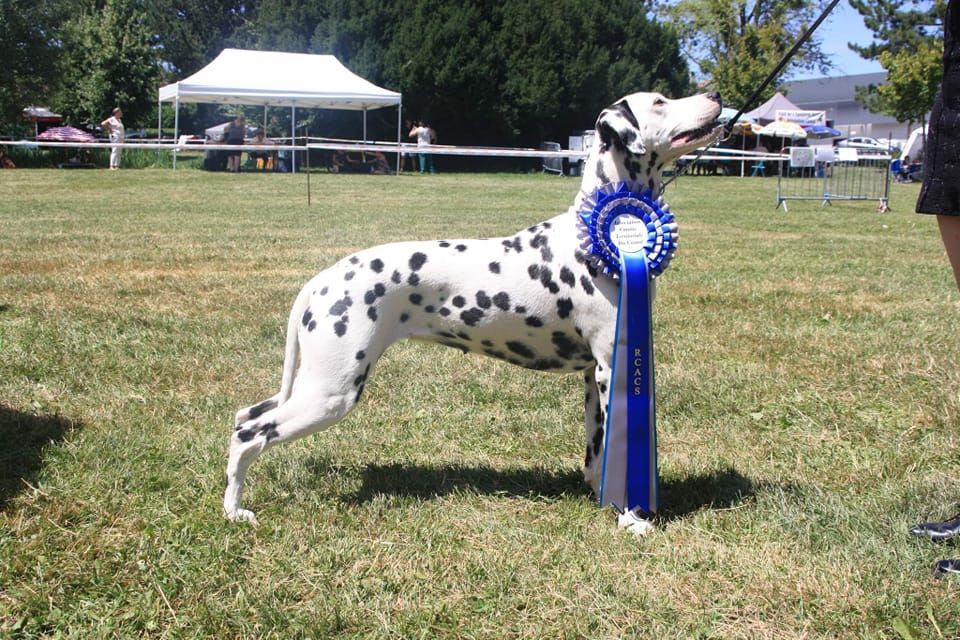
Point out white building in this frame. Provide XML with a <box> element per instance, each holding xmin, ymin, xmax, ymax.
<box><xmin>782</xmin><ymin>72</ymin><xmax>922</xmax><ymax>142</ymax></box>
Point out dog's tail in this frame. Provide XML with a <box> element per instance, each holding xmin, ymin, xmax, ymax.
<box><xmin>278</xmin><ymin>286</ymin><xmax>310</xmax><ymax>406</ymax></box>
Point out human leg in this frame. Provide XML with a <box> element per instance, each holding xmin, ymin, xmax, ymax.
<box><xmin>937</xmin><ymin>214</ymin><xmax>960</xmax><ymax>291</ymax></box>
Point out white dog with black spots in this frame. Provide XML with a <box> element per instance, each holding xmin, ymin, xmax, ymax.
<box><xmin>225</xmin><ymin>90</ymin><xmax>724</xmax><ymax>534</ymax></box>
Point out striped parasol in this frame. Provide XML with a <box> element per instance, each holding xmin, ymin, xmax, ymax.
<box><xmin>36</xmin><ymin>126</ymin><xmax>96</xmax><ymax>143</ymax></box>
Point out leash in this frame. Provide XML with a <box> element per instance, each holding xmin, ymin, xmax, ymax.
<box><xmin>660</xmin><ymin>0</ymin><xmax>840</xmax><ymax>192</ymax></box>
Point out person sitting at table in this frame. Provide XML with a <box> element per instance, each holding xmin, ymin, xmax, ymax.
<box><xmin>248</xmin><ymin>129</ymin><xmax>274</xmax><ymax>170</ymax></box>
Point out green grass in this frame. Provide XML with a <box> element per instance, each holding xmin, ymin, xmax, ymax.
<box><xmin>0</xmin><ymin>168</ymin><xmax>958</xmax><ymax>638</ymax></box>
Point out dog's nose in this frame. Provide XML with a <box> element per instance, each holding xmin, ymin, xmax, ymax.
<box><xmin>705</xmin><ymin>91</ymin><xmax>722</xmax><ymax>106</ymax></box>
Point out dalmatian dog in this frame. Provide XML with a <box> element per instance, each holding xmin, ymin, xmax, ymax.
<box><xmin>225</xmin><ymin>90</ymin><xmax>723</xmax><ymax>534</ymax></box>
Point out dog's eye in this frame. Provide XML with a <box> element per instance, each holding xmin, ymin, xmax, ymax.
<box><xmin>653</xmin><ymin>97</ymin><xmax>667</xmax><ymax>107</ymax></box>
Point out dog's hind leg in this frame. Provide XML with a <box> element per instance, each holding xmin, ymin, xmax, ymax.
<box><xmin>224</xmin><ymin>362</ymin><xmax>373</xmax><ymax>524</ymax></box>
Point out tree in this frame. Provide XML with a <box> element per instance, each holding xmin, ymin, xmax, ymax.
<box><xmin>55</xmin><ymin>0</ymin><xmax>160</xmax><ymax>127</ymax></box>
<box><xmin>0</xmin><ymin>0</ymin><xmax>67</xmax><ymax>134</ymax></box>
<box><xmin>849</xmin><ymin>0</ymin><xmax>943</xmax><ymax>132</ymax></box>
<box><xmin>144</xmin><ymin>0</ymin><xmax>251</xmax><ymax>78</ymax></box>
<box><xmin>660</xmin><ymin>0</ymin><xmax>831</xmax><ymax>109</ymax></box>
<box><xmin>848</xmin><ymin>0</ymin><xmax>944</xmax><ymax>60</ymax></box>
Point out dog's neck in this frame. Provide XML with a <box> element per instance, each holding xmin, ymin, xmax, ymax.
<box><xmin>571</xmin><ymin>142</ymin><xmax>664</xmax><ymax>213</ymax></box>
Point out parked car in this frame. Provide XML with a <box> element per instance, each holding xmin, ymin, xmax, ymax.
<box><xmin>835</xmin><ymin>136</ymin><xmax>893</xmax><ymax>154</ymax></box>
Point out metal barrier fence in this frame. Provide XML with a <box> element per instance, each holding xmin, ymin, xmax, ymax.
<box><xmin>777</xmin><ymin>146</ymin><xmax>891</xmax><ymax>212</ymax></box>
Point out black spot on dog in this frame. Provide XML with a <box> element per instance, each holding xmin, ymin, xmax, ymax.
<box><xmin>650</xmin><ymin>151</ymin><xmax>659</xmax><ymax>167</ymax></box>
<box><xmin>328</xmin><ymin>296</ymin><xmax>353</xmax><ymax>316</ymax></box>
<box><xmin>579</xmin><ymin>275</ymin><xmax>595</xmax><ymax>295</ymax></box>
<box><xmin>237</xmin><ymin>429</ymin><xmax>255</xmax><ymax>443</ymax></box>
<box><xmin>439</xmin><ymin>241</ymin><xmax>451</xmax><ymax>248</ymax></box>
<box><xmin>541</xmin><ymin>246</ymin><xmax>553</xmax><ymax>263</ymax></box>
<box><xmin>391</xmin><ymin>270</ymin><xmax>402</xmax><ymax>284</ymax></box>
<box><xmin>552</xmin><ymin>332</ymin><xmax>580</xmax><ymax>360</ymax></box>
<box><xmin>476</xmin><ymin>291</ymin><xmax>491</xmax><ymax>309</ymax></box>
<box><xmin>349</xmin><ymin>256</ymin><xmax>359</xmax><ymax>265</ymax></box>
<box><xmin>539</xmin><ymin>267</ymin><xmax>560</xmax><ymax>294</ymax></box>
<box><xmin>258</xmin><ymin>422</ymin><xmax>279</xmax><ymax>442</ymax></box>
<box><xmin>557</xmin><ymin>298</ymin><xmax>574</xmax><ymax>318</ymax></box>
<box><xmin>502</xmin><ymin>237</ymin><xmax>523</xmax><ymax>253</ymax></box>
<box><xmin>484</xmin><ymin>349</ymin><xmax>507</xmax><ymax>359</ymax></box>
<box><xmin>481</xmin><ymin>339</ymin><xmax>494</xmax><ymax>347</ymax></box>
<box><xmin>399</xmin><ymin>312</ymin><xmax>409</xmax><ymax>323</ymax></box>
<box><xmin>648</xmin><ymin>177</ymin><xmax>656</xmax><ymax>192</ymax></box>
<box><xmin>364</xmin><ymin>290</ymin><xmax>377</xmax><ymax>305</ymax></box>
<box><xmin>457</xmin><ymin>331</ymin><xmax>471</xmax><ymax>341</ymax></box>
<box><xmin>592</xmin><ymin>426</ymin><xmax>604</xmax><ymax>455</ymax></box>
<box><xmin>407</xmin><ymin>273</ymin><xmax>420</xmax><ymax>287</ymax></box>
<box><xmin>492</xmin><ymin>292</ymin><xmax>510</xmax><ymax>311</ymax></box>
<box><xmin>527</xmin><ymin>224</ymin><xmax>539</xmax><ymax>233</ymax></box>
<box><xmin>247</xmin><ymin>399</ymin><xmax>278</xmax><ymax>421</ymax></box>
<box><xmin>374</xmin><ymin>283</ymin><xmax>386</xmax><ymax>297</ymax></box>
<box><xmin>514</xmin><ymin>305</ymin><xmax>527</xmax><ymax>314</ymax></box>
<box><xmin>460</xmin><ymin>308</ymin><xmax>484</xmax><ymax>326</ymax></box>
<box><xmin>559</xmin><ymin>267</ymin><xmax>575</xmax><ymax>288</ymax></box>
<box><xmin>530</xmin><ymin>234</ymin><xmax>547</xmax><ymax>249</ymax></box>
<box><xmin>525</xmin><ymin>316</ymin><xmax>543</xmax><ymax>327</ymax></box>
<box><xmin>367</xmin><ymin>306</ymin><xmax>378</xmax><ymax>321</ymax></box>
<box><xmin>307</xmin><ymin>320</ymin><xmax>317</xmax><ymax>331</ymax></box>
<box><xmin>319</xmin><ymin>286</ymin><xmax>328</xmax><ymax>296</ymax></box>
<box><xmin>409</xmin><ymin>252</ymin><xmax>428</xmax><ymax>271</ymax></box>
<box><xmin>409</xmin><ymin>293</ymin><xmax>423</xmax><ymax>305</ymax></box>
<box><xmin>302</xmin><ymin>308</ymin><xmax>314</xmax><ymax>327</ymax></box>
<box><xmin>506</xmin><ymin>341</ymin><xmax>535</xmax><ymax>359</ymax></box>
<box><xmin>455</xmin><ymin>244</ymin><xmax>467</xmax><ymax>252</ymax></box>
<box><xmin>452</xmin><ymin>295</ymin><xmax>466</xmax><ymax>308</ymax></box>
<box><xmin>439</xmin><ymin>307</ymin><xmax>451</xmax><ymax>317</ymax></box>
<box><xmin>345</xmin><ymin>271</ymin><xmax>355</xmax><ymax>281</ymax></box>
<box><xmin>424</xmin><ymin>305</ymin><xmax>435</xmax><ymax>313</ymax></box>
<box><xmin>585</xmin><ymin>445</ymin><xmax>593</xmax><ymax>467</ymax></box>
<box><xmin>370</xmin><ymin>259</ymin><xmax>384</xmax><ymax>273</ymax></box>
<box><xmin>527</xmin><ymin>264</ymin><xmax>540</xmax><ymax>280</ymax></box>
<box><xmin>489</xmin><ymin>261</ymin><xmax>501</xmax><ymax>274</ymax></box>
<box><xmin>437</xmin><ymin>330</ymin><xmax>458</xmax><ymax>339</ymax></box>
<box><xmin>599</xmin><ymin>382</ymin><xmax>607</xmax><ymax>394</ymax></box>
<box><xmin>356</xmin><ymin>350</ymin><xmax>366</xmax><ymax>361</ymax></box>
<box><xmin>334</xmin><ymin>320</ymin><xmax>347</xmax><ymax>336</ymax></box>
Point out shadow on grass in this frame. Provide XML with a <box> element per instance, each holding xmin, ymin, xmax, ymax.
<box><xmin>0</xmin><ymin>405</ymin><xmax>81</xmax><ymax>510</ymax></box>
<box><xmin>339</xmin><ymin>461</ymin><xmax>591</xmax><ymax>504</ymax></box>
<box><xmin>337</xmin><ymin>461</ymin><xmax>764</xmax><ymax>516</ymax></box>
<box><xmin>658</xmin><ymin>466</ymin><xmax>761</xmax><ymax>523</ymax></box>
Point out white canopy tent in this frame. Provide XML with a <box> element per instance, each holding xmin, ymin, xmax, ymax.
<box><xmin>157</xmin><ymin>48</ymin><xmax>402</xmax><ymax>171</ymax></box>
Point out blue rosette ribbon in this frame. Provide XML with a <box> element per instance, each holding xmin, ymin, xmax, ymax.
<box><xmin>579</xmin><ymin>183</ymin><xmax>678</xmax><ymax>515</ymax></box>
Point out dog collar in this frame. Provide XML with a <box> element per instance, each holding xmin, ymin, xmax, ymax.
<box><xmin>578</xmin><ymin>183</ymin><xmax>678</xmax><ymax>280</ymax></box>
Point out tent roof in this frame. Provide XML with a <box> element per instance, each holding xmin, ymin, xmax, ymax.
<box><xmin>744</xmin><ymin>92</ymin><xmax>802</xmax><ymax>123</ymax></box>
<box><xmin>158</xmin><ymin>49</ymin><xmax>401</xmax><ymax>110</ymax></box>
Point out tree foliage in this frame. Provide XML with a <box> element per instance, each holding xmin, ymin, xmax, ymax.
<box><xmin>54</xmin><ymin>0</ymin><xmax>160</xmax><ymax>126</ymax></box>
<box><xmin>848</xmin><ymin>0</ymin><xmax>944</xmax><ymax>59</ymax></box>
<box><xmin>659</xmin><ymin>0</ymin><xmax>831</xmax><ymax>110</ymax></box>
<box><xmin>0</xmin><ymin>0</ymin><xmax>66</xmax><ymax>133</ymax></box>
<box><xmin>2</xmin><ymin>0</ymin><xmax>692</xmax><ymax>146</ymax></box>
<box><xmin>849</xmin><ymin>0</ymin><xmax>943</xmax><ymax>126</ymax></box>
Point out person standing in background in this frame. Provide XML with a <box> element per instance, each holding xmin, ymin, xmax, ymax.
<box><xmin>100</xmin><ymin>107</ymin><xmax>125</xmax><ymax>170</ymax></box>
<box><xmin>409</xmin><ymin>120</ymin><xmax>437</xmax><ymax>174</ymax></box>
<box><xmin>909</xmin><ymin>0</ymin><xmax>960</xmax><ymax>579</ymax></box>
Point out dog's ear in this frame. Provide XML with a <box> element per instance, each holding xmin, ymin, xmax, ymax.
<box><xmin>595</xmin><ymin>100</ymin><xmax>646</xmax><ymax>156</ymax></box>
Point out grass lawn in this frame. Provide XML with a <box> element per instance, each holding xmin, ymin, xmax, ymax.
<box><xmin>0</xmin><ymin>167</ymin><xmax>958</xmax><ymax>638</ymax></box>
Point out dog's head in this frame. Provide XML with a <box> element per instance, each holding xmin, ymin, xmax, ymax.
<box><xmin>589</xmin><ymin>91</ymin><xmax>723</xmax><ymax>187</ymax></box>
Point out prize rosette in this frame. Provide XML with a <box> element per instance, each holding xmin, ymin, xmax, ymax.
<box><xmin>578</xmin><ymin>182</ymin><xmax>678</xmax><ymax>279</ymax></box>
<box><xmin>579</xmin><ymin>182</ymin><xmax>678</xmax><ymax>516</ymax></box>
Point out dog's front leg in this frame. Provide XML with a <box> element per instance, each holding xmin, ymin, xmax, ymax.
<box><xmin>585</xmin><ymin>361</ymin><xmax>656</xmax><ymax>536</ymax></box>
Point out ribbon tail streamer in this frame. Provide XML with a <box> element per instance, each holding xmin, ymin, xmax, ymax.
<box><xmin>599</xmin><ymin>250</ymin><xmax>658</xmax><ymax>514</ymax></box>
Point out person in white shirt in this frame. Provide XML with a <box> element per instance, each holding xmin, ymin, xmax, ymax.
<box><xmin>100</xmin><ymin>107</ymin><xmax>125</xmax><ymax>170</ymax></box>
<box><xmin>408</xmin><ymin>120</ymin><xmax>437</xmax><ymax>173</ymax></box>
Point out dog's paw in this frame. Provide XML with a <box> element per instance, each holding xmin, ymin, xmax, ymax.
<box><xmin>617</xmin><ymin>510</ymin><xmax>656</xmax><ymax>536</ymax></box>
<box><xmin>225</xmin><ymin>508</ymin><xmax>259</xmax><ymax>526</ymax></box>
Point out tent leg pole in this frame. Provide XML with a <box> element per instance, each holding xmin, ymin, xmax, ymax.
<box><xmin>173</xmin><ymin>98</ymin><xmax>180</xmax><ymax>171</ymax></box>
<box><xmin>291</xmin><ymin>104</ymin><xmax>296</xmax><ymax>174</ymax></box>
<box><xmin>397</xmin><ymin>101</ymin><xmax>402</xmax><ymax>175</ymax></box>
<box><xmin>157</xmin><ymin>97</ymin><xmax>162</xmax><ymax>165</ymax></box>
